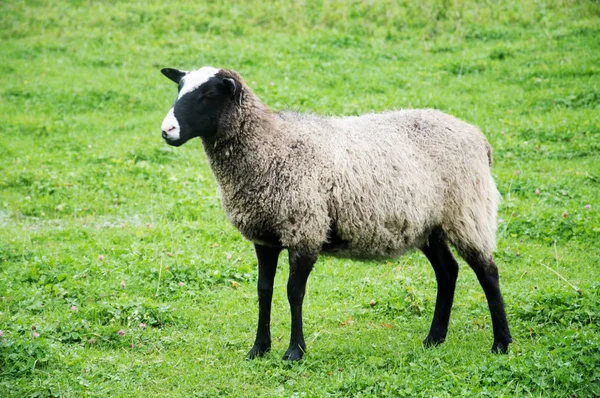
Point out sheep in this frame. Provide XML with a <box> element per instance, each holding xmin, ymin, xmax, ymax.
<box><xmin>159</xmin><ymin>66</ymin><xmax>512</xmax><ymax>361</ymax></box>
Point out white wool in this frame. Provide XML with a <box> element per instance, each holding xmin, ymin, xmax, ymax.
<box><xmin>200</xmin><ymin>70</ymin><xmax>499</xmax><ymax>260</ymax></box>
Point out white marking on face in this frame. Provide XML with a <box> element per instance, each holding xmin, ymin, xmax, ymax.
<box><xmin>161</xmin><ymin>107</ymin><xmax>180</xmax><ymax>140</ymax></box>
<box><xmin>178</xmin><ymin>66</ymin><xmax>220</xmax><ymax>99</ymax></box>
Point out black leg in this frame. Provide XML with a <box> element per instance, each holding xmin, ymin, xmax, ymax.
<box><xmin>421</xmin><ymin>231</ymin><xmax>459</xmax><ymax>347</ymax></box>
<box><xmin>247</xmin><ymin>244</ymin><xmax>282</xmax><ymax>359</ymax></box>
<box><xmin>283</xmin><ymin>249</ymin><xmax>317</xmax><ymax>361</ymax></box>
<box><xmin>463</xmin><ymin>252</ymin><xmax>512</xmax><ymax>353</ymax></box>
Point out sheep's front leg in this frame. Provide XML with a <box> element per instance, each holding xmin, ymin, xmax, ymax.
<box><xmin>247</xmin><ymin>244</ymin><xmax>282</xmax><ymax>359</ymax></box>
<box><xmin>283</xmin><ymin>249</ymin><xmax>317</xmax><ymax>361</ymax></box>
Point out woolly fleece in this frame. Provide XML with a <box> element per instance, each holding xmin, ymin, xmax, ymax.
<box><xmin>202</xmin><ymin>69</ymin><xmax>500</xmax><ymax>260</ymax></box>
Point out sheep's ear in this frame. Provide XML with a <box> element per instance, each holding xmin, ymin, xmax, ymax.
<box><xmin>222</xmin><ymin>77</ymin><xmax>240</xmax><ymax>100</ymax></box>
<box><xmin>161</xmin><ymin>68</ymin><xmax>186</xmax><ymax>84</ymax></box>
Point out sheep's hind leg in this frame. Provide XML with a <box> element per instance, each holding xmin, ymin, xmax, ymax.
<box><xmin>247</xmin><ymin>244</ymin><xmax>282</xmax><ymax>359</ymax></box>
<box><xmin>462</xmin><ymin>251</ymin><xmax>512</xmax><ymax>354</ymax></box>
<box><xmin>283</xmin><ymin>249</ymin><xmax>317</xmax><ymax>361</ymax></box>
<box><xmin>421</xmin><ymin>230</ymin><xmax>459</xmax><ymax>347</ymax></box>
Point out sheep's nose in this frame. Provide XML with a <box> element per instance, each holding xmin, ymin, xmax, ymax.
<box><xmin>162</xmin><ymin>125</ymin><xmax>176</xmax><ymax>139</ymax></box>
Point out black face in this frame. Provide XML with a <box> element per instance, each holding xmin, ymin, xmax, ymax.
<box><xmin>160</xmin><ymin>68</ymin><xmax>239</xmax><ymax>146</ymax></box>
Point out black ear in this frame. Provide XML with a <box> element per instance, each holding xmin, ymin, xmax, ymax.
<box><xmin>161</xmin><ymin>68</ymin><xmax>186</xmax><ymax>84</ymax></box>
<box><xmin>222</xmin><ymin>77</ymin><xmax>240</xmax><ymax>99</ymax></box>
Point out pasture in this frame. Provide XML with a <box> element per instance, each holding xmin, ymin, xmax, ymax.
<box><xmin>1</xmin><ymin>0</ymin><xmax>599</xmax><ymax>396</ymax></box>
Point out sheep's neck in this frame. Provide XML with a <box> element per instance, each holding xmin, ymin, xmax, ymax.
<box><xmin>201</xmin><ymin>107</ymin><xmax>283</xmax><ymax>192</ymax></box>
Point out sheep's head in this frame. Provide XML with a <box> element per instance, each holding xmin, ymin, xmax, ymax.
<box><xmin>160</xmin><ymin>66</ymin><xmax>241</xmax><ymax>146</ymax></box>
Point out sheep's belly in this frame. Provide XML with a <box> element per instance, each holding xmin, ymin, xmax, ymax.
<box><xmin>320</xmin><ymin>228</ymin><xmax>427</xmax><ymax>260</ymax></box>
<box><xmin>320</xmin><ymin>246</ymin><xmax>412</xmax><ymax>261</ymax></box>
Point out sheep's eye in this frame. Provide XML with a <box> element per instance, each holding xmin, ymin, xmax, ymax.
<box><xmin>199</xmin><ymin>92</ymin><xmax>214</xmax><ymax>102</ymax></box>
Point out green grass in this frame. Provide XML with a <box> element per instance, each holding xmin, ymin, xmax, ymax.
<box><xmin>1</xmin><ymin>0</ymin><xmax>599</xmax><ymax>396</ymax></box>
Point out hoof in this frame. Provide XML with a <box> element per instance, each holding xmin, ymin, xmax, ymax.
<box><xmin>423</xmin><ymin>335</ymin><xmax>445</xmax><ymax>348</ymax></box>
<box><xmin>246</xmin><ymin>344</ymin><xmax>270</xmax><ymax>360</ymax></box>
<box><xmin>283</xmin><ymin>345</ymin><xmax>305</xmax><ymax>361</ymax></box>
<box><xmin>491</xmin><ymin>339</ymin><xmax>511</xmax><ymax>354</ymax></box>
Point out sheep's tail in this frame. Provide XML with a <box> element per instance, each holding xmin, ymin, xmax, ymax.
<box><xmin>486</xmin><ymin>142</ymin><xmax>493</xmax><ymax>167</ymax></box>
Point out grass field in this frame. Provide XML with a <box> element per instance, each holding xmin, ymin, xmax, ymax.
<box><xmin>1</xmin><ymin>0</ymin><xmax>599</xmax><ymax>396</ymax></box>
